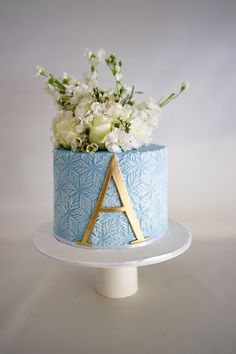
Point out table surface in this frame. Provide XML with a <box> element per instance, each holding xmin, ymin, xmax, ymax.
<box><xmin>1</xmin><ymin>208</ymin><xmax>236</xmax><ymax>354</ymax></box>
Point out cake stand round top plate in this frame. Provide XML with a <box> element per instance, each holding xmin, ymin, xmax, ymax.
<box><xmin>33</xmin><ymin>220</ymin><xmax>191</xmax><ymax>268</ymax></box>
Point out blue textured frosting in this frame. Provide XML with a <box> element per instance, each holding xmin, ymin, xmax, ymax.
<box><xmin>53</xmin><ymin>144</ymin><xmax>168</xmax><ymax>248</ymax></box>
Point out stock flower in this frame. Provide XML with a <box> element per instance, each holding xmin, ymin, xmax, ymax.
<box><xmin>106</xmin><ymin>128</ymin><xmax>133</xmax><ymax>152</ymax></box>
<box><xmin>84</xmin><ymin>48</ymin><xmax>105</xmax><ymax>65</ymax></box>
<box><xmin>106</xmin><ymin>143</ymin><xmax>122</xmax><ymax>153</ymax></box>
<box><xmin>36</xmin><ymin>65</ymin><xmax>46</xmax><ymax>77</ymax></box>
<box><xmin>106</xmin><ymin>102</ymin><xmax>123</xmax><ymax>118</ymax></box>
<box><xmin>87</xmin><ymin>70</ymin><xmax>98</xmax><ymax>87</ymax></box>
<box><xmin>91</xmin><ymin>102</ymin><xmax>104</xmax><ymax>116</ymax></box>
<box><xmin>37</xmin><ymin>48</ymin><xmax>188</xmax><ymax>152</ymax></box>
<box><xmin>74</xmin><ymin>83</ymin><xmax>91</xmax><ymax>96</ymax></box>
<box><xmin>115</xmin><ymin>72</ymin><xmax>122</xmax><ymax>81</ymax></box>
<box><xmin>129</xmin><ymin>118</ymin><xmax>152</xmax><ymax>146</ymax></box>
<box><xmin>96</xmin><ymin>49</ymin><xmax>105</xmax><ymax>64</ymax></box>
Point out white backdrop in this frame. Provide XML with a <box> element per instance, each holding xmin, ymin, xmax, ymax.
<box><xmin>0</xmin><ymin>0</ymin><xmax>236</xmax><ymax>237</ymax></box>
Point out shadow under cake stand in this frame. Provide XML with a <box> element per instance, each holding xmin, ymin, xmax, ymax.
<box><xmin>33</xmin><ymin>220</ymin><xmax>191</xmax><ymax>299</ymax></box>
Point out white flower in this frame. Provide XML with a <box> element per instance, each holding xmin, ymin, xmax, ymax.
<box><xmin>74</xmin><ymin>106</ymin><xmax>85</xmax><ymax>119</ymax></box>
<box><xmin>120</xmin><ymin>106</ymin><xmax>132</xmax><ymax>120</ymax></box>
<box><xmin>105</xmin><ymin>102</ymin><xmax>123</xmax><ymax>119</ymax></box>
<box><xmin>137</xmin><ymin>99</ymin><xmax>161</xmax><ymax>115</ymax></box>
<box><xmin>75</xmin><ymin>122</ymin><xmax>84</xmax><ymax>133</ymax></box>
<box><xmin>71</xmin><ymin>137</ymin><xmax>83</xmax><ymax>150</ymax></box>
<box><xmin>91</xmin><ymin>102</ymin><xmax>104</xmax><ymax>116</ymax></box>
<box><xmin>83</xmin><ymin>114</ymin><xmax>94</xmax><ymax>125</ymax></box>
<box><xmin>129</xmin><ymin>117</ymin><xmax>152</xmax><ymax>146</ymax></box>
<box><xmin>89</xmin><ymin>115</ymin><xmax>112</xmax><ymax>149</ymax></box>
<box><xmin>105</xmin><ymin>128</ymin><xmax>133</xmax><ymax>152</ymax></box>
<box><xmin>84</xmin><ymin>48</ymin><xmax>92</xmax><ymax>59</ymax></box>
<box><xmin>74</xmin><ymin>96</ymin><xmax>93</xmax><ymax>115</ymax></box>
<box><xmin>89</xmin><ymin>70</ymin><xmax>98</xmax><ymax>86</ymax></box>
<box><xmin>86</xmin><ymin>143</ymin><xmax>99</xmax><ymax>153</ymax></box>
<box><xmin>52</xmin><ymin>112</ymin><xmax>80</xmax><ymax>149</ymax></box>
<box><xmin>95</xmin><ymin>49</ymin><xmax>105</xmax><ymax>64</ymax></box>
<box><xmin>69</xmin><ymin>77</ymin><xmax>79</xmax><ymax>86</ymax></box>
<box><xmin>103</xmin><ymin>89</ymin><xmax>115</xmax><ymax>100</ymax></box>
<box><xmin>133</xmin><ymin>99</ymin><xmax>161</xmax><ymax>128</ymax></box>
<box><xmin>181</xmin><ymin>82</ymin><xmax>189</xmax><ymax>91</ymax></box>
<box><xmin>70</xmin><ymin>96</ymin><xmax>79</xmax><ymax>105</ymax></box>
<box><xmin>115</xmin><ymin>72</ymin><xmax>122</xmax><ymax>81</ymax></box>
<box><xmin>62</xmin><ymin>72</ymin><xmax>69</xmax><ymax>80</ymax></box>
<box><xmin>106</xmin><ymin>143</ymin><xmax>122</xmax><ymax>153</ymax></box>
<box><xmin>65</xmin><ymin>84</ymin><xmax>75</xmax><ymax>95</ymax></box>
<box><xmin>35</xmin><ymin>65</ymin><xmax>46</xmax><ymax>77</ymax></box>
<box><xmin>37</xmin><ymin>49</ymin><xmax>188</xmax><ymax>153</ymax></box>
<box><xmin>75</xmin><ymin>106</ymin><xmax>94</xmax><ymax>126</ymax></box>
<box><xmin>84</xmin><ymin>48</ymin><xmax>105</xmax><ymax>66</ymax></box>
<box><xmin>74</xmin><ymin>83</ymin><xmax>91</xmax><ymax>96</ymax></box>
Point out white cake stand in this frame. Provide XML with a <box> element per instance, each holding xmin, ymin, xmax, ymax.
<box><xmin>33</xmin><ymin>220</ymin><xmax>191</xmax><ymax>299</ymax></box>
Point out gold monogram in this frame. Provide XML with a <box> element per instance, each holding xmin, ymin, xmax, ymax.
<box><xmin>76</xmin><ymin>155</ymin><xmax>149</xmax><ymax>247</ymax></box>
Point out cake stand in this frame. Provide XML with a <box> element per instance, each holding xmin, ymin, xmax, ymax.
<box><xmin>33</xmin><ymin>220</ymin><xmax>191</xmax><ymax>299</ymax></box>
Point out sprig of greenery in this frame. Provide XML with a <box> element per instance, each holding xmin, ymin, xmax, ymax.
<box><xmin>113</xmin><ymin>118</ymin><xmax>131</xmax><ymax>133</ymax></box>
<box><xmin>158</xmin><ymin>82</ymin><xmax>189</xmax><ymax>108</ymax></box>
<box><xmin>121</xmin><ymin>85</ymin><xmax>135</xmax><ymax>106</ymax></box>
<box><xmin>36</xmin><ymin>65</ymin><xmax>68</xmax><ymax>95</ymax></box>
<box><xmin>105</xmin><ymin>54</ymin><xmax>123</xmax><ymax>96</ymax></box>
<box><xmin>92</xmin><ymin>87</ymin><xmax>102</xmax><ymax>102</ymax></box>
<box><xmin>48</xmin><ymin>75</ymin><xmax>67</xmax><ymax>94</ymax></box>
<box><xmin>36</xmin><ymin>52</ymin><xmax>189</xmax><ymax>114</ymax></box>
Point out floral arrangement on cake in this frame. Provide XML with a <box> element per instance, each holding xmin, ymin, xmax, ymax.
<box><xmin>36</xmin><ymin>49</ymin><xmax>188</xmax><ymax>153</ymax></box>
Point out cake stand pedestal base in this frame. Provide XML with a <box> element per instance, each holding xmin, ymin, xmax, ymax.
<box><xmin>96</xmin><ymin>267</ymin><xmax>137</xmax><ymax>298</ymax></box>
<box><xmin>33</xmin><ymin>220</ymin><xmax>191</xmax><ymax>299</ymax></box>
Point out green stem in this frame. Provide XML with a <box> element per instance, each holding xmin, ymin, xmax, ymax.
<box><xmin>48</xmin><ymin>75</ymin><xmax>66</xmax><ymax>93</ymax></box>
<box><xmin>158</xmin><ymin>83</ymin><xmax>188</xmax><ymax>108</ymax></box>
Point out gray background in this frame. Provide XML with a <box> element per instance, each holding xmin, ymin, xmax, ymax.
<box><xmin>0</xmin><ymin>1</ymin><xmax>236</xmax><ymax>354</ymax></box>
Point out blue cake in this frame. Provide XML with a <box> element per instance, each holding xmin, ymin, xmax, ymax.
<box><xmin>53</xmin><ymin>144</ymin><xmax>168</xmax><ymax>249</ymax></box>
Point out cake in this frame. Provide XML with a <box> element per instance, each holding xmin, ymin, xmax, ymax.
<box><xmin>54</xmin><ymin>144</ymin><xmax>167</xmax><ymax>248</ymax></box>
<box><xmin>37</xmin><ymin>48</ymin><xmax>188</xmax><ymax>249</ymax></box>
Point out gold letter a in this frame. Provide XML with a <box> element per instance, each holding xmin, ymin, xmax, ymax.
<box><xmin>77</xmin><ymin>155</ymin><xmax>149</xmax><ymax>247</ymax></box>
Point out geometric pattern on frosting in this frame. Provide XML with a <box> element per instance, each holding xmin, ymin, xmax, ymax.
<box><xmin>53</xmin><ymin>144</ymin><xmax>168</xmax><ymax>248</ymax></box>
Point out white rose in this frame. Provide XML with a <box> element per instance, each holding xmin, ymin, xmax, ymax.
<box><xmin>52</xmin><ymin>113</ymin><xmax>79</xmax><ymax>149</ymax></box>
<box><xmin>89</xmin><ymin>115</ymin><xmax>112</xmax><ymax>149</ymax></box>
